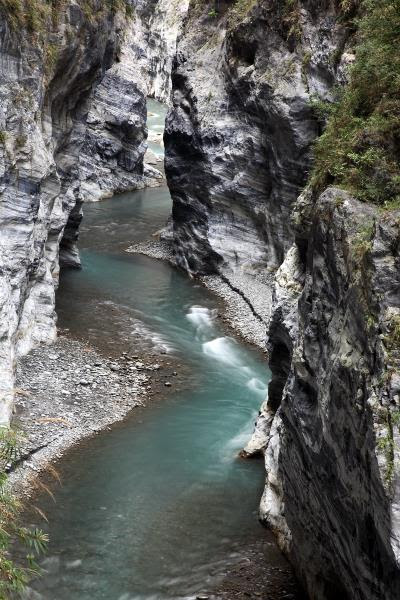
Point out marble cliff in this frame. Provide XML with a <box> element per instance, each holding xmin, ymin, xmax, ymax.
<box><xmin>0</xmin><ymin>0</ymin><xmax>186</xmax><ymax>425</ymax></box>
<box><xmin>164</xmin><ymin>1</ymin><xmax>400</xmax><ymax>599</ymax></box>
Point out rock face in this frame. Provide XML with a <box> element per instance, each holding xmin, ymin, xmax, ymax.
<box><xmin>164</xmin><ymin>1</ymin><xmax>400</xmax><ymax>598</ymax></box>
<box><xmin>165</xmin><ymin>0</ymin><xmax>349</xmax><ymax>275</ymax></box>
<box><xmin>261</xmin><ymin>187</ymin><xmax>400</xmax><ymax>599</ymax></box>
<box><xmin>0</xmin><ymin>0</ymin><xmax>187</xmax><ymax>424</ymax></box>
<box><xmin>77</xmin><ymin>0</ymin><xmax>189</xmax><ymax>202</ymax></box>
<box><xmin>0</xmin><ymin>2</ymin><xmax>125</xmax><ymax>424</ymax></box>
<box><xmin>146</xmin><ymin>0</ymin><xmax>190</xmax><ymax>102</ymax></box>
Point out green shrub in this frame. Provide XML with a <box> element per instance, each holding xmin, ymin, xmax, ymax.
<box><xmin>0</xmin><ymin>428</ymin><xmax>48</xmax><ymax>597</ymax></box>
<box><xmin>228</xmin><ymin>0</ymin><xmax>257</xmax><ymax>28</ymax></box>
<box><xmin>385</xmin><ymin>314</ymin><xmax>400</xmax><ymax>354</ymax></box>
<box><xmin>283</xmin><ymin>0</ymin><xmax>302</xmax><ymax>40</ymax></box>
<box><xmin>351</xmin><ymin>221</ymin><xmax>375</xmax><ymax>260</ymax></box>
<box><xmin>125</xmin><ymin>3</ymin><xmax>134</xmax><ymax>18</ymax></box>
<box><xmin>44</xmin><ymin>42</ymin><xmax>59</xmax><ymax>76</ymax></box>
<box><xmin>311</xmin><ymin>0</ymin><xmax>400</xmax><ymax>207</ymax></box>
<box><xmin>0</xmin><ymin>132</ymin><xmax>6</xmax><ymax>146</ymax></box>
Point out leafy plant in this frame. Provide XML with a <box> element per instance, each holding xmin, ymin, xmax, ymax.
<box><xmin>311</xmin><ymin>0</ymin><xmax>400</xmax><ymax>207</ymax></box>
<box><xmin>125</xmin><ymin>3</ymin><xmax>134</xmax><ymax>18</ymax></box>
<box><xmin>377</xmin><ymin>409</ymin><xmax>400</xmax><ymax>487</ymax></box>
<box><xmin>350</xmin><ymin>221</ymin><xmax>375</xmax><ymax>261</ymax></box>
<box><xmin>384</xmin><ymin>314</ymin><xmax>400</xmax><ymax>354</ymax></box>
<box><xmin>0</xmin><ymin>428</ymin><xmax>48</xmax><ymax>598</ymax></box>
<box><xmin>227</xmin><ymin>0</ymin><xmax>257</xmax><ymax>28</ymax></box>
<box><xmin>283</xmin><ymin>0</ymin><xmax>302</xmax><ymax>40</ymax></box>
<box><xmin>44</xmin><ymin>42</ymin><xmax>59</xmax><ymax>76</ymax></box>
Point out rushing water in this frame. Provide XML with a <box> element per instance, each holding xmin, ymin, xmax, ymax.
<box><xmin>146</xmin><ymin>98</ymin><xmax>167</xmax><ymax>157</ymax></box>
<box><xmin>26</xmin><ymin>101</ymin><xmax>299</xmax><ymax>600</ymax></box>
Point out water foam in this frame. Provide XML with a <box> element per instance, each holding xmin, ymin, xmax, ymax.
<box><xmin>130</xmin><ymin>321</ymin><xmax>174</xmax><ymax>354</ymax></box>
<box><xmin>219</xmin><ymin>411</ymin><xmax>259</xmax><ymax>463</ymax></box>
<box><xmin>202</xmin><ymin>336</ymin><xmax>244</xmax><ymax>368</ymax></box>
<box><xmin>246</xmin><ymin>377</ymin><xmax>268</xmax><ymax>395</ymax></box>
<box><xmin>186</xmin><ymin>306</ymin><xmax>217</xmax><ymax>340</ymax></box>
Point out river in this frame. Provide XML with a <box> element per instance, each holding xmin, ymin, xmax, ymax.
<box><xmin>26</xmin><ymin>100</ymin><xmax>301</xmax><ymax>600</ymax></box>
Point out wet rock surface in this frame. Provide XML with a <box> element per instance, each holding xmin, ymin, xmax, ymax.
<box><xmin>211</xmin><ymin>539</ymin><xmax>304</xmax><ymax>600</ymax></box>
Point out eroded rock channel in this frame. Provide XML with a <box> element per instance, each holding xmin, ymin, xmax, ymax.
<box><xmin>20</xmin><ymin>111</ymin><xmax>301</xmax><ymax>599</ymax></box>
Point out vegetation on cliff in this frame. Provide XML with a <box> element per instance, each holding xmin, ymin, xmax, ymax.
<box><xmin>0</xmin><ymin>0</ymin><xmax>133</xmax><ymax>33</ymax></box>
<box><xmin>312</xmin><ymin>0</ymin><xmax>400</xmax><ymax>207</ymax></box>
<box><xmin>0</xmin><ymin>429</ymin><xmax>48</xmax><ymax>598</ymax></box>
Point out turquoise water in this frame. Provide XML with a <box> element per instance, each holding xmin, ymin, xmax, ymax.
<box><xmin>26</xmin><ymin>107</ymin><xmax>299</xmax><ymax>599</ymax></box>
<box><xmin>147</xmin><ymin>98</ymin><xmax>167</xmax><ymax>157</ymax></box>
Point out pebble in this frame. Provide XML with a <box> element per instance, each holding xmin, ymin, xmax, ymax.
<box><xmin>11</xmin><ymin>336</ymin><xmax>150</xmax><ymax>496</ymax></box>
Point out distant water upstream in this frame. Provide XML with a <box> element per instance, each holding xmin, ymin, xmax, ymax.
<box><xmin>28</xmin><ymin>101</ymin><xmax>299</xmax><ymax>599</ymax></box>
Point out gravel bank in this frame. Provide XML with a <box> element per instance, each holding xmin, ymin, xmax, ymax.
<box><xmin>127</xmin><ymin>239</ymin><xmax>272</xmax><ymax>351</ymax></box>
<box><xmin>11</xmin><ymin>236</ymin><xmax>272</xmax><ymax>495</ymax></box>
<box><xmin>9</xmin><ymin>336</ymin><xmax>158</xmax><ymax>497</ymax></box>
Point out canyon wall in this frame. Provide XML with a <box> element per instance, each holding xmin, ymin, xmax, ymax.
<box><xmin>0</xmin><ymin>0</ymin><xmax>186</xmax><ymax>424</ymax></box>
<box><xmin>165</xmin><ymin>0</ymin><xmax>349</xmax><ymax>275</ymax></box>
<box><xmin>1</xmin><ymin>0</ymin><xmax>399</xmax><ymax>597</ymax></box>
<box><xmin>0</xmin><ymin>1</ymin><xmax>126</xmax><ymax>424</ymax></box>
<box><xmin>165</xmin><ymin>1</ymin><xmax>400</xmax><ymax>598</ymax></box>
<box><xmin>78</xmin><ymin>0</ymin><xmax>189</xmax><ymax>203</ymax></box>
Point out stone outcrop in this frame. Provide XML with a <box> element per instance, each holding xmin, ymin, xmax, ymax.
<box><xmin>165</xmin><ymin>0</ymin><xmax>350</xmax><ymax>276</ymax></box>
<box><xmin>260</xmin><ymin>187</ymin><xmax>400</xmax><ymax>599</ymax></box>
<box><xmin>77</xmin><ymin>0</ymin><xmax>189</xmax><ymax>202</ymax></box>
<box><xmin>146</xmin><ymin>0</ymin><xmax>190</xmax><ymax>102</ymax></box>
<box><xmin>164</xmin><ymin>1</ymin><xmax>400</xmax><ymax>598</ymax></box>
<box><xmin>72</xmin><ymin>0</ymin><xmax>192</xmax><ymax>205</ymax></box>
<box><xmin>0</xmin><ymin>2</ymin><xmax>126</xmax><ymax>424</ymax></box>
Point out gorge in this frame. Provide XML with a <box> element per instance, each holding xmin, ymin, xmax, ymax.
<box><xmin>0</xmin><ymin>1</ymin><xmax>399</xmax><ymax>599</ymax></box>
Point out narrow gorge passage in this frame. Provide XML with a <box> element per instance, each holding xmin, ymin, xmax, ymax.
<box><xmin>24</xmin><ymin>101</ymin><xmax>301</xmax><ymax>600</ymax></box>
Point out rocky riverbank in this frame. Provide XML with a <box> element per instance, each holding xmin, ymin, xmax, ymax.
<box><xmin>127</xmin><ymin>239</ymin><xmax>272</xmax><ymax>351</ymax></box>
<box><xmin>8</xmin><ymin>335</ymin><xmax>181</xmax><ymax>498</ymax></box>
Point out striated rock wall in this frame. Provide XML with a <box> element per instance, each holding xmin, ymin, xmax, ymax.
<box><xmin>165</xmin><ymin>0</ymin><xmax>350</xmax><ymax>276</ymax></box>
<box><xmin>0</xmin><ymin>0</ymin><xmax>187</xmax><ymax>424</ymax></box>
<box><xmin>146</xmin><ymin>0</ymin><xmax>190</xmax><ymax>102</ymax></box>
<box><xmin>0</xmin><ymin>1</ymin><xmax>126</xmax><ymax>424</ymax></box>
<box><xmin>164</xmin><ymin>1</ymin><xmax>400</xmax><ymax>598</ymax></box>
<box><xmin>77</xmin><ymin>0</ymin><xmax>189</xmax><ymax>203</ymax></box>
<box><xmin>260</xmin><ymin>187</ymin><xmax>400</xmax><ymax>599</ymax></box>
